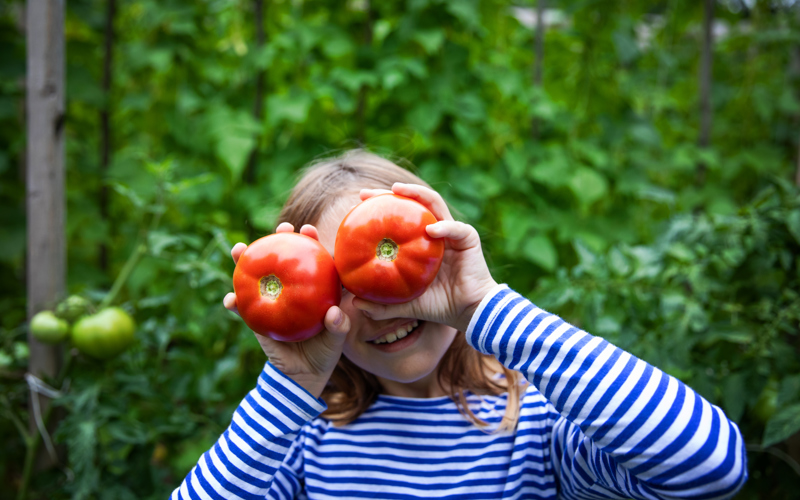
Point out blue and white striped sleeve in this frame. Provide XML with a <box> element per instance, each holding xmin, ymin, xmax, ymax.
<box><xmin>170</xmin><ymin>361</ymin><xmax>325</xmax><ymax>500</ymax></box>
<box><xmin>467</xmin><ymin>285</ymin><xmax>747</xmax><ymax>500</ymax></box>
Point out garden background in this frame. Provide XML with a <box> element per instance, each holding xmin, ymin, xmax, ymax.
<box><xmin>2</xmin><ymin>0</ymin><xmax>800</xmax><ymax>498</ymax></box>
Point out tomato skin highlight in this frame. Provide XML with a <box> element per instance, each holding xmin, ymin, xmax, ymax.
<box><xmin>233</xmin><ymin>232</ymin><xmax>341</xmax><ymax>342</ymax></box>
<box><xmin>334</xmin><ymin>193</ymin><xmax>444</xmax><ymax>304</ymax></box>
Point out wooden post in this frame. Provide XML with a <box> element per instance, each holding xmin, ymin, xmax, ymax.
<box><xmin>532</xmin><ymin>0</ymin><xmax>545</xmax><ymax>140</ymax></box>
<box><xmin>26</xmin><ymin>0</ymin><xmax>65</xmax><ymax>421</ymax></box>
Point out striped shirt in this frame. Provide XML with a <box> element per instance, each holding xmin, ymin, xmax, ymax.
<box><xmin>172</xmin><ymin>285</ymin><xmax>747</xmax><ymax>499</ymax></box>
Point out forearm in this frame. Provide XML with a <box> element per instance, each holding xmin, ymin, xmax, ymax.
<box><xmin>171</xmin><ymin>362</ymin><xmax>323</xmax><ymax>500</ymax></box>
<box><xmin>466</xmin><ymin>285</ymin><xmax>747</xmax><ymax>499</ymax></box>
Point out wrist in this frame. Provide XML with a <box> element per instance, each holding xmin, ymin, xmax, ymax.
<box><xmin>289</xmin><ymin>372</ymin><xmax>332</xmax><ymax>399</ymax></box>
<box><xmin>455</xmin><ymin>279</ymin><xmax>498</xmax><ymax>333</ymax></box>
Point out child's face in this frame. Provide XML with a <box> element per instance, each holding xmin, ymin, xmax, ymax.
<box><xmin>315</xmin><ymin>193</ymin><xmax>458</xmax><ymax>389</ymax></box>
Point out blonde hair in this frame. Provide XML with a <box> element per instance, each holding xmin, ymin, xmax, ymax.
<box><xmin>278</xmin><ymin>150</ymin><xmax>525</xmax><ymax>432</ymax></box>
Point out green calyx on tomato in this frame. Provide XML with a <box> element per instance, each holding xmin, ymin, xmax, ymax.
<box><xmin>71</xmin><ymin>307</ymin><xmax>136</xmax><ymax>360</ymax></box>
<box><xmin>334</xmin><ymin>193</ymin><xmax>444</xmax><ymax>304</ymax></box>
<box><xmin>55</xmin><ymin>294</ymin><xmax>92</xmax><ymax>323</ymax></box>
<box><xmin>30</xmin><ymin>311</ymin><xmax>70</xmax><ymax>344</ymax></box>
<box><xmin>233</xmin><ymin>232</ymin><xmax>341</xmax><ymax>342</ymax></box>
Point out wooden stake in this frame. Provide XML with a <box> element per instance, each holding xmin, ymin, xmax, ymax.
<box><xmin>25</xmin><ymin>0</ymin><xmax>65</xmax><ymax>458</ymax></box>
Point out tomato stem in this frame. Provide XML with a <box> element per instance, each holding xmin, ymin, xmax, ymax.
<box><xmin>376</xmin><ymin>238</ymin><xmax>398</xmax><ymax>262</ymax></box>
<box><xmin>259</xmin><ymin>275</ymin><xmax>283</xmax><ymax>299</ymax></box>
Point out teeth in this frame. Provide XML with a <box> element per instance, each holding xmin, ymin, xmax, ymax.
<box><xmin>372</xmin><ymin>322</ymin><xmax>419</xmax><ymax>345</ymax></box>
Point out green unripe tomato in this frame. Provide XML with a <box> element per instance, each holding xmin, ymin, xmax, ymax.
<box><xmin>55</xmin><ymin>295</ymin><xmax>92</xmax><ymax>323</ymax></box>
<box><xmin>754</xmin><ymin>379</ymin><xmax>779</xmax><ymax>424</ymax></box>
<box><xmin>30</xmin><ymin>311</ymin><xmax>70</xmax><ymax>344</ymax></box>
<box><xmin>71</xmin><ymin>307</ymin><xmax>136</xmax><ymax>360</ymax></box>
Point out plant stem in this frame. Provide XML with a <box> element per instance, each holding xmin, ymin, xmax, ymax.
<box><xmin>17</xmin><ymin>433</ymin><xmax>36</xmax><ymax>500</ymax></box>
<box><xmin>99</xmin><ymin>242</ymin><xmax>146</xmax><ymax>309</ymax></box>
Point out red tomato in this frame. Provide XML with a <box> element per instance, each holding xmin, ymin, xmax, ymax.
<box><xmin>334</xmin><ymin>193</ymin><xmax>444</xmax><ymax>304</ymax></box>
<box><xmin>233</xmin><ymin>233</ymin><xmax>341</xmax><ymax>342</ymax></box>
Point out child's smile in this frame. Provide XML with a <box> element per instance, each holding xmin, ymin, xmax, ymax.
<box><xmin>368</xmin><ymin>320</ymin><xmax>423</xmax><ymax>352</ymax></box>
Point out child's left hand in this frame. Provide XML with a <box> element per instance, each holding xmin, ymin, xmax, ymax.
<box><xmin>352</xmin><ymin>183</ymin><xmax>498</xmax><ymax>333</ymax></box>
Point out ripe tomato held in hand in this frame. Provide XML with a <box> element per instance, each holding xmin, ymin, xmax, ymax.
<box><xmin>233</xmin><ymin>232</ymin><xmax>341</xmax><ymax>342</ymax></box>
<box><xmin>335</xmin><ymin>193</ymin><xmax>444</xmax><ymax>304</ymax></box>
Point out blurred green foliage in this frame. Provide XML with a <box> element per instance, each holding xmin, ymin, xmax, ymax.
<box><xmin>1</xmin><ymin>0</ymin><xmax>799</xmax><ymax>498</ymax></box>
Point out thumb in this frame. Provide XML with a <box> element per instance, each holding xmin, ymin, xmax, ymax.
<box><xmin>352</xmin><ymin>298</ymin><xmax>418</xmax><ymax>322</ymax></box>
<box><xmin>323</xmin><ymin>306</ymin><xmax>351</xmax><ymax>340</ymax></box>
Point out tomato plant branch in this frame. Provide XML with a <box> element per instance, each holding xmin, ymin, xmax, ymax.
<box><xmin>99</xmin><ymin>198</ymin><xmax>165</xmax><ymax>309</ymax></box>
<box><xmin>746</xmin><ymin>443</ymin><xmax>800</xmax><ymax>478</ymax></box>
<box><xmin>99</xmin><ymin>242</ymin><xmax>146</xmax><ymax>309</ymax></box>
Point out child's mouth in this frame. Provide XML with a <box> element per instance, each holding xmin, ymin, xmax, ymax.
<box><xmin>368</xmin><ymin>321</ymin><xmax>424</xmax><ymax>352</ymax></box>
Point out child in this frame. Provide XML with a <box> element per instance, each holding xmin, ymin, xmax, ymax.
<box><xmin>172</xmin><ymin>150</ymin><xmax>747</xmax><ymax>499</ymax></box>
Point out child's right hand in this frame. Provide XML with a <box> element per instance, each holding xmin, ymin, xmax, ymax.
<box><xmin>223</xmin><ymin>222</ymin><xmax>351</xmax><ymax>398</ymax></box>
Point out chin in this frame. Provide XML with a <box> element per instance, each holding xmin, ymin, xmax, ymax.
<box><xmin>377</xmin><ymin>356</ymin><xmax>441</xmax><ymax>384</ymax></box>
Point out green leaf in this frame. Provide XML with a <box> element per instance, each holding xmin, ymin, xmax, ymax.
<box><xmin>330</xmin><ymin>68</ymin><xmax>378</xmax><ymax>92</ymax></box>
<box><xmin>321</xmin><ymin>33</ymin><xmax>354</xmax><ymax>58</ymax></box>
<box><xmin>446</xmin><ymin>0</ymin><xmax>482</xmax><ymax>31</ymax></box>
<box><xmin>778</xmin><ymin>375</ymin><xmax>800</xmax><ymax>407</ymax></box>
<box><xmin>609</xmin><ymin>247</ymin><xmax>631</xmax><ymax>276</ymax></box>
<box><xmin>786</xmin><ymin>210</ymin><xmax>800</xmax><ymax>244</ymax></box>
<box><xmin>529</xmin><ymin>158</ymin><xmax>570</xmax><ymax>188</ymax></box>
<box><xmin>763</xmin><ymin>403</ymin><xmax>800</xmax><ymax>447</ymax></box>
<box><xmin>373</xmin><ymin>19</ymin><xmax>392</xmax><ymax>45</ymax></box>
<box><xmin>413</xmin><ymin>29</ymin><xmax>445</xmax><ymax>54</ymax></box>
<box><xmin>206</xmin><ymin>106</ymin><xmax>261</xmax><ymax>180</ymax></box>
<box><xmin>216</xmin><ymin>134</ymin><xmax>255</xmax><ymax>180</ymax></box>
<box><xmin>522</xmin><ymin>234</ymin><xmax>557</xmax><ymax>271</ymax></box>
<box><xmin>503</xmin><ymin>146</ymin><xmax>528</xmax><ymax>180</ymax></box>
<box><xmin>722</xmin><ymin>373</ymin><xmax>746</xmax><ymax>422</ymax></box>
<box><xmin>267</xmin><ymin>92</ymin><xmax>313</xmax><ymax>125</ymax></box>
<box><xmin>407</xmin><ymin>104</ymin><xmax>442</xmax><ymax>135</ymax></box>
<box><xmin>569</xmin><ymin>167</ymin><xmax>608</xmax><ymax>207</ymax></box>
<box><xmin>573</xmin><ymin>240</ymin><xmax>597</xmax><ymax>270</ymax></box>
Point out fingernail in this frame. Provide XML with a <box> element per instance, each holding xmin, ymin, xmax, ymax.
<box><xmin>334</xmin><ymin>309</ymin><xmax>344</xmax><ymax>327</ymax></box>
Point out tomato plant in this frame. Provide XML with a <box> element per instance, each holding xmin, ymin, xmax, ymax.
<box><xmin>233</xmin><ymin>232</ymin><xmax>341</xmax><ymax>342</ymax></box>
<box><xmin>30</xmin><ymin>311</ymin><xmax>70</xmax><ymax>344</ymax></box>
<box><xmin>71</xmin><ymin>307</ymin><xmax>136</xmax><ymax>359</ymax></box>
<box><xmin>334</xmin><ymin>194</ymin><xmax>444</xmax><ymax>304</ymax></box>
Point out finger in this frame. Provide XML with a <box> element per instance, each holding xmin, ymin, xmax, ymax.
<box><xmin>223</xmin><ymin>292</ymin><xmax>240</xmax><ymax>316</ymax></box>
<box><xmin>323</xmin><ymin>306</ymin><xmax>351</xmax><ymax>338</ymax></box>
<box><xmin>426</xmin><ymin>220</ymin><xmax>481</xmax><ymax>251</ymax></box>
<box><xmin>275</xmin><ymin>222</ymin><xmax>295</xmax><ymax>233</ymax></box>
<box><xmin>391</xmin><ymin>183</ymin><xmax>453</xmax><ymax>221</ymax></box>
<box><xmin>231</xmin><ymin>242</ymin><xmax>247</xmax><ymax>264</ymax></box>
<box><xmin>299</xmin><ymin>224</ymin><xmax>320</xmax><ymax>241</ymax></box>
<box><xmin>359</xmin><ymin>188</ymin><xmax>392</xmax><ymax>201</ymax></box>
<box><xmin>352</xmin><ymin>297</ymin><xmax>417</xmax><ymax>322</ymax></box>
